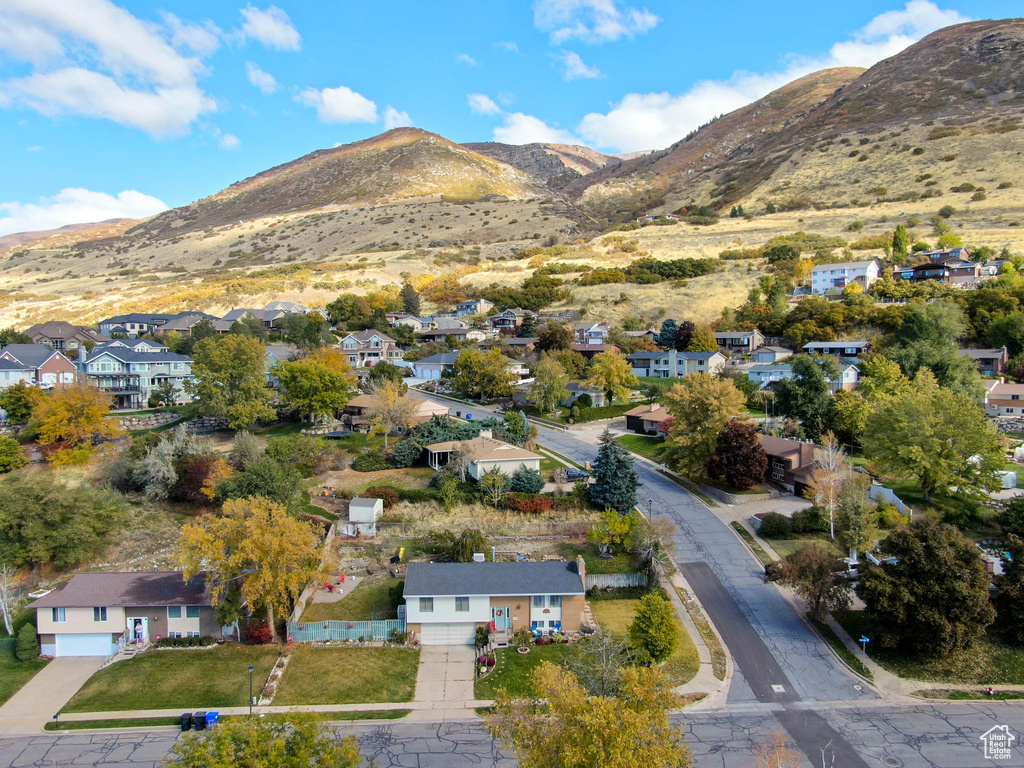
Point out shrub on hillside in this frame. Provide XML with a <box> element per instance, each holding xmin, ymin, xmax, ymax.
<box><xmin>791</xmin><ymin>507</ymin><xmax>830</xmax><ymax>534</ymax></box>
<box><xmin>16</xmin><ymin>623</ymin><xmax>39</xmax><ymax>661</ymax></box>
<box><xmin>758</xmin><ymin>512</ymin><xmax>792</xmax><ymax>539</ymax></box>
<box><xmin>363</xmin><ymin>486</ymin><xmax>400</xmax><ymax>508</ymax></box>
<box><xmin>501</xmin><ymin>494</ymin><xmax>554</xmax><ymax>514</ymax></box>
<box><xmin>243</xmin><ymin>620</ymin><xmax>273</xmax><ymax>645</ymax></box>
<box><xmin>509</xmin><ymin>467</ymin><xmax>545</xmax><ymax>494</ymax></box>
<box><xmin>351</xmin><ymin>452</ymin><xmax>392</xmax><ymax>472</ymax></box>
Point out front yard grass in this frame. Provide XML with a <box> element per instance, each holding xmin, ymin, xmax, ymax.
<box><xmin>591</xmin><ymin>598</ymin><xmax>699</xmax><ymax>686</ymax></box>
<box><xmin>300</xmin><ymin>577</ymin><xmax>402</xmax><ymax>622</ymax></box>
<box><xmin>0</xmin><ymin>638</ymin><xmax>48</xmax><ymax>707</ymax></box>
<box><xmin>556</xmin><ymin>542</ymin><xmax>638</xmax><ymax>575</ymax></box>
<box><xmin>63</xmin><ymin>645</ymin><xmax>280</xmax><ymax>713</ymax></box>
<box><xmin>275</xmin><ymin>647</ymin><xmax>419</xmax><ymax>705</ymax></box>
<box><xmin>475</xmin><ymin>644</ymin><xmax>570</xmax><ymax>699</ymax></box>
<box><xmin>615</xmin><ymin>434</ymin><xmax>664</xmax><ymax>463</ymax></box>
<box><xmin>766</xmin><ymin>536</ymin><xmax>843</xmax><ymax>560</ymax></box>
<box><xmin>838</xmin><ymin>611</ymin><xmax>1024</xmax><ymax>684</ymax></box>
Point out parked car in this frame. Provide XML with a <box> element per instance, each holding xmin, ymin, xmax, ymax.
<box><xmin>565</xmin><ymin>468</ymin><xmax>590</xmax><ymax>481</ymax></box>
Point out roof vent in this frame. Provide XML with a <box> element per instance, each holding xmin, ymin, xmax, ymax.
<box><xmin>472</xmin><ymin>552</ymin><xmax>486</xmax><ymax>563</ymax></box>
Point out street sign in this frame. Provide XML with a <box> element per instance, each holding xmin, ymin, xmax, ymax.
<box><xmin>860</xmin><ymin>636</ymin><xmax>870</xmax><ymax>644</ymax></box>
<box><xmin>859</xmin><ymin>635</ymin><xmax>870</xmax><ymax>657</ymax></box>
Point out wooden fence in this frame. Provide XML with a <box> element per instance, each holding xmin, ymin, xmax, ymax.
<box><xmin>585</xmin><ymin>573</ymin><xmax>648</xmax><ymax>590</ymax></box>
<box><xmin>287</xmin><ymin>619</ymin><xmax>406</xmax><ymax>643</ymax></box>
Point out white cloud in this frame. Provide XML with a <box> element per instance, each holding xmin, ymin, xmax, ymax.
<box><xmin>219</xmin><ymin>132</ymin><xmax>241</xmax><ymax>149</ymax></box>
<box><xmin>456</xmin><ymin>53</ymin><xmax>477</xmax><ymax>66</ymax></box>
<box><xmin>493</xmin><ymin>113</ymin><xmax>578</xmax><ymax>145</ymax></box>
<box><xmin>495</xmin><ymin>40</ymin><xmax>519</xmax><ymax>52</ymax></box>
<box><xmin>533</xmin><ymin>0</ymin><xmax>659</xmax><ymax>44</ymax></box>
<box><xmin>557</xmin><ymin>50</ymin><xmax>602</xmax><ymax>80</ymax></box>
<box><xmin>245</xmin><ymin>61</ymin><xmax>278</xmax><ymax>94</ymax></box>
<box><xmin>160</xmin><ymin>12</ymin><xmax>222</xmax><ymax>56</ymax></box>
<box><xmin>297</xmin><ymin>85</ymin><xmax>377</xmax><ymax>123</ymax></box>
<box><xmin>0</xmin><ymin>0</ymin><xmax>215</xmax><ymax>137</ymax></box>
<box><xmin>468</xmin><ymin>93</ymin><xmax>503</xmax><ymax>115</ymax></box>
<box><xmin>383</xmin><ymin>105</ymin><xmax>413</xmax><ymax>129</ymax></box>
<box><xmin>239</xmin><ymin>5</ymin><xmax>301</xmax><ymax>50</ymax></box>
<box><xmin>0</xmin><ymin>188</ymin><xmax>168</xmax><ymax>237</ymax></box>
<box><xmin>577</xmin><ymin>0</ymin><xmax>969</xmax><ymax>152</ymax></box>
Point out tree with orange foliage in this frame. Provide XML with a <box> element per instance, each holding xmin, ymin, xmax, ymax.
<box><xmin>30</xmin><ymin>384</ymin><xmax>123</xmax><ymax>461</ymax></box>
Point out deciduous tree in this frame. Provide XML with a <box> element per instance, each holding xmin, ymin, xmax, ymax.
<box><xmin>365</xmin><ymin>379</ymin><xmax>417</xmax><ymax>449</ymax></box>
<box><xmin>803</xmin><ymin>432</ymin><xmax>847</xmax><ymax>540</ymax></box>
<box><xmin>451</xmin><ymin>348</ymin><xmax>516</xmax><ymax>401</ymax></box>
<box><xmin>774</xmin><ymin>546</ymin><xmax>851</xmax><ymax>621</ymax></box>
<box><xmin>30</xmin><ymin>384</ymin><xmax>123</xmax><ymax>459</ymax></box>
<box><xmin>773</xmin><ymin>355</ymin><xmax>836</xmax><ymax>440</ymax></box>
<box><xmin>530</xmin><ymin>354</ymin><xmax>569</xmax><ymax>414</ymax></box>
<box><xmin>536</xmin><ymin>323</ymin><xmax>574</xmax><ymax>352</ymax></box>
<box><xmin>187</xmin><ymin>335</ymin><xmax>276</xmax><ymax>430</ymax></box>
<box><xmin>487</xmin><ymin>663</ymin><xmax>691</xmax><ymax>768</ymax></box>
<box><xmin>0</xmin><ymin>436</ymin><xmax>26</xmax><ymax>473</ymax></box>
<box><xmin>585</xmin><ymin>350</ymin><xmax>639</xmax><ymax>405</ymax></box>
<box><xmin>274</xmin><ymin>348</ymin><xmax>357</xmax><ymax>423</ymax></box>
<box><xmin>686</xmin><ymin>324</ymin><xmax>718</xmax><ymax>352</ymax></box>
<box><xmin>662</xmin><ymin>374</ymin><xmax>745</xmax><ymax>478</ymax></box>
<box><xmin>480</xmin><ymin>466</ymin><xmax>509</xmax><ymax>506</ymax></box>
<box><xmin>705</xmin><ymin>420</ymin><xmax>767</xmax><ymax>490</ymax></box>
<box><xmin>0</xmin><ymin>381</ymin><xmax>42</xmax><ymax>424</ymax></box>
<box><xmin>995</xmin><ymin>535</ymin><xmax>1024</xmax><ymax>645</ymax></box>
<box><xmin>180</xmin><ymin>497</ymin><xmax>321</xmax><ymax>641</ymax></box>
<box><xmin>0</xmin><ymin>563</ymin><xmax>21</xmax><ymax>636</ymax></box>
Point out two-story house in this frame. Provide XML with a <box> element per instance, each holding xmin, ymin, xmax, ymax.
<box><xmin>24</xmin><ymin>321</ymin><xmax>109</xmax><ymax>356</ymax></box>
<box><xmin>338</xmin><ymin>330</ymin><xmax>404</xmax><ymax>368</ymax></box>
<box><xmin>219</xmin><ymin>308</ymin><xmax>285</xmax><ymax>331</ymax></box>
<box><xmin>489</xmin><ymin>308</ymin><xmax>530</xmax><ymax>334</ymax></box>
<box><xmin>628</xmin><ymin>349</ymin><xmax>726</xmax><ymax>378</ymax></box>
<box><xmin>759</xmin><ymin>435</ymin><xmax>818</xmax><ymax>496</ymax></box>
<box><xmin>748</xmin><ymin>358</ymin><xmax>859</xmax><ymax>392</ymax></box>
<box><xmin>456</xmin><ymin>299</ymin><xmax>494</xmax><ymax>317</ymax></box>
<box><xmin>573</xmin><ymin>322</ymin><xmax>612</xmax><ymax>345</ymax></box>
<box><xmin>894</xmin><ymin>258</ymin><xmax>982</xmax><ymax>285</ymax></box>
<box><xmin>403</xmin><ymin>559</ymin><xmax>586</xmax><ymax>644</ymax></box>
<box><xmin>810</xmin><ymin>261</ymin><xmax>880</xmax><ymax>294</ymax></box>
<box><xmin>98</xmin><ymin>313</ymin><xmax>179</xmax><ymax>338</ymax></box>
<box><xmin>984</xmin><ymin>380</ymin><xmax>1024</xmax><ymax>417</ymax></box>
<box><xmin>802</xmin><ymin>341</ymin><xmax>871</xmax><ymax>358</ymax></box>
<box><xmin>713</xmin><ymin>329</ymin><xmax>765</xmax><ymax>355</ymax></box>
<box><xmin>959</xmin><ymin>347</ymin><xmax>1009</xmax><ymax>377</ymax></box>
<box><xmin>31</xmin><ymin>571</ymin><xmax>223</xmax><ymax>656</ymax></box>
<box><xmin>153</xmin><ymin>312</ymin><xmax>219</xmax><ymax>337</ymax></box>
<box><xmin>0</xmin><ymin>344</ymin><xmax>77</xmax><ymax>386</ymax></box>
<box><xmin>81</xmin><ymin>344</ymin><xmax>193</xmax><ymax>409</ymax></box>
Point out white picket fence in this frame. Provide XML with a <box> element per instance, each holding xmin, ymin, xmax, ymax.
<box><xmin>869</xmin><ymin>484</ymin><xmax>912</xmax><ymax>516</ymax></box>
<box><xmin>584</xmin><ymin>573</ymin><xmax>648</xmax><ymax>590</ymax></box>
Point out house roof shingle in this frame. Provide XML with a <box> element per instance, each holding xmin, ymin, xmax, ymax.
<box><xmin>31</xmin><ymin>572</ymin><xmax>211</xmax><ymax>609</ymax></box>
<box><xmin>404</xmin><ymin>561</ymin><xmax>585</xmax><ymax>597</ymax></box>
<box><xmin>0</xmin><ymin>344</ymin><xmax>66</xmax><ymax>368</ymax></box>
<box><xmin>425</xmin><ymin>435</ymin><xmax>542</xmax><ymax>463</ymax></box>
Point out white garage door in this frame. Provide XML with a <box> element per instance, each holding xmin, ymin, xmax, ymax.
<box><xmin>55</xmin><ymin>633</ymin><xmax>115</xmax><ymax>657</ymax></box>
<box><xmin>418</xmin><ymin>623</ymin><xmax>477</xmax><ymax>646</ymax></box>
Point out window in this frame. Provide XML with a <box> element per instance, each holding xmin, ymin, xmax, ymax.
<box><xmin>93</xmin><ymin>607</ymin><xmax>107</xmax><ymax>622</ymax></box>
<box><xmin>52</xmin><ymin>607</ymin><xmax>66</xmax><ymax>623</ymax></box>
<box><xmin>186</xmin><ymin>606</ymin><xmax>200</xmax><ymax>619</ymax></box>
<box><xmin>531</xmin><ymin>620</ymin><xmax>543</xmax><ymax>630</ymax></box>
<box><xmin>186</xmin><ymin>631</ymin><xmax>200</xmax><ymax>638</ymax></box>
<box><xmin>169</xmin><ymin>631</ymin><xmax>182</xmax><ymax>639</ymax></box>
<box><xmin>549</xmin><ymin>595</ymin><xmax>562</xmax><ymax>608</ymax></box>
<box><xmin>532</xmin><ymin>595</ymin><xmax>545</xmax><ymax>608</ymax></box>
<box><xmin>167</xmin><ymin>607</ymin><xmax>182</xmax><ymax>619</ymax></box>
<box><xmin>455</xmin><ymin>597</ymin><xmax>470</xmax><ymax>612</ymax></box>
<box><xmin>419</xmin><ymin>598</ymin><xmax>433</xmax><ymax>613</ymax></box>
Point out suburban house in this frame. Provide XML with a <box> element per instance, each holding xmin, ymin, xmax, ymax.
<box><xmin>0</xmin><ymin>344</ymin><xmax>77</xmax><ymax>386</ymax></box>
<box><xmin>923</xmin><ymin>247</ymin><xmax>972</xmax><ymax>262</ymax></box>
<box><xmin>802</xmin><ymin>341</ymin><xmax>871</xmax><ymax>358</ymax></box>
<box><xmin>343</xmin><ymin>496</ymin><xmax>383</xmax><ymax>536</ymax></box>
<box><xmin>456</xmin><ymin>299</ymin><xmax>494</xmax><ymax>316</ymax></box>
<box><xmin>341</xmin><ymin>393</ymin><xmax>450</xmax><ymax>433</ymax></box>
<box><xmin>265</xmin><ymin>344</ymin><xmax>298</xmax><ymax>385</ymax></box>
<box><xmin>750</xmin><ymin>346</ymin><xmax>794</xmax><ymax>364</ymax></box>
<box><xmin>560</xmin><ymin>382</ymin><xmax>606</xmax><ymax>408</ymax></box>
<box><xmin>403</xmin><ymin>560</ymin><xmax>586</xmax><ymax>645</ymax></box>
<box><xmin>624</xmin><ymin>403</ymin><xmax>670</xmax><ymax>435</ymax></box>
<box><xmin>893</xmin><ymin>258</ymin><xmax>982</xmax><ymax>286</ymax></box>
<box><xmin>0</xmin><ymin>359</ymin><xmax>34</xmax><ymax>397</ymax></box>
<box><xmin>571</xmin><ymin>343</ymin><xmax>620</xmax><ymax>359</ymax></box>
<box><xmin>810</xmin><ymin>260</ymin><xmax>880</xmax><ymax>294</ymax></box>
<box><xmin>959</xmin><ymin>347</ymin><xmax>1009</xmax><ymax>377</ymax></box>
<box><xmin>759</xmin><ymin>436</ymin><xmax>817</xmax><ymax>496</ymax></box>
<box><xmin>628</xmin><ymin>349</ymin><xmax>726</xmax><ymax>378</ymax></box>
<box><xmin>81</xmin><ymin>345</ymin><xmax>193</xmax><ymax>409</ymax></box>
<box><xmin>984</xmin><ymin>381</ymin><xmax>1024</xmax><ymax>417</ymax></box>
<box><xmin>31</xmin><ymin>571</ymin><xmax>223</xmax><ymax>656</ymax></box>
<box><xmin>98</xmin><ymin>313</ymin><xmax>176</xmax><ymax>337</ymax></box>
<box><xmin>489</xmin><ymin>308</ymin><xmax>530</xmax><ymax>334</ymax></box>
<box><xmin>748</xmin><ymin>358</ymin><xmax>859</xmax><ymax>392</ymax></box>
<box><xmin>418</xmin><ymin>327</ymin><xmax>487</xmax><ymax>344</ymax></box>
<box><xmin>713</xmin><ymin>329</ymin><xmax>765</xmax><ymax>355</ymax></box>
<box><xmin>338</xmin><ymin>330</ymin><xmax>404</xmax><ymax>368</ymax></box>
<box><xmin>499</xmin><ymin>337</ymin><xmax>538</xmax><ymax>353</ymax></box>
<box><xmin>425</xmin><ymin>431</ymin><xmax>542</xmax><ymax>479</ymax></box>
<box><xmin>153</xmin><ymin>312</ymin><xmax>218</xmax><ymax>336</ymax></box>
<box><xmin>412</xmin><ymin>351</ymin><xmax>460</xmax><ymax>380</ymax></box>
<box><xmin>218</xmin><ymin>308</ymin><xmax>285</xmax><ymax>331</ymax></box>
<box><xmin>263</xmin><ymin>301</ymin><xmax>309</xmax><ymax>314</ymax></box>
<box><xmin>24</xmin><ymin>321</ymin><xmax>109</xmax><ymax>355</ymax></box>
<box><xmin>573</xmin><ymin>322</ymin><xmax>612</xmax><ymax>345</ymax></box>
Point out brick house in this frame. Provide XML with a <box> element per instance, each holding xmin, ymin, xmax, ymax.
<box><xmin>0</xmin><ymin>344</ymin><xmax>77</xmax><ymax>386</ymax></box>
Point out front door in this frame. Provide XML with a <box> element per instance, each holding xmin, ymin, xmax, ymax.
<box><xmin>491</xmin><ymin>606</ymin><xmax>511</xmax><ymax>630</ymax></box>
<box><xmin>127</xmin><ymin>617</ymin><xmax>149</xmax><ymax>645</ymax></box>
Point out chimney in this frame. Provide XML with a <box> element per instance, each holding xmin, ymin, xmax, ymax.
<box><xmin>649</xmin><ymin>403</ymin><xmax>657</xmax><ymax>412</ymax></box>
<box><xmin>479</xmin><ymin>429</ymin><xmax>493</xmax><ymax>440</ymax></box>
<box><xmin>575</xmin><ymin>554</ymin><xmax>587</xmax><ymax>587</ymax></box>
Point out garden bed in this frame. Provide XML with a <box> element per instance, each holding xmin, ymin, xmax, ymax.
<box><xmin>300</xmin><ymin>577</ymin><xmax>403</xmax><ymax>623</ymax></box>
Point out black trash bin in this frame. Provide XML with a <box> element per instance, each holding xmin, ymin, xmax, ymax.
<box><xmin>180</xmin><ymin>713</ymin><xmax>193</xmax><ymax>732</ymax></box>
<box><xmin>193</xmin><ymin>711</ymin><xmax>207</xmax><ymax>731</ymax></box>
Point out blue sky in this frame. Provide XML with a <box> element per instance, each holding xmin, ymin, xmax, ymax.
<box><xmin>0</xmin><ymin>0</ymin><xmax>1013</xmax><ymax>236</ymax></box>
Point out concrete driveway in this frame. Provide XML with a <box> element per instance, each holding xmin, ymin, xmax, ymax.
<box><xmin>0</xmin><ymin>655</ymin><xmax>106</xmax><ymax>735</ymax></box>
<box><xmin>410</xmin><ymin>645</ymin><xmax>477</xmax><ymax>719</ymax></box>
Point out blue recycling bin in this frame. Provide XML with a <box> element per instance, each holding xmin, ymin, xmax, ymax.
<box><xmin>206</xmin><ymin>712</ymin><xmax>219</xmax><ymax>728</ymax></box>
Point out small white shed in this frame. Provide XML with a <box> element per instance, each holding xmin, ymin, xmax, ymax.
<box><xmin>345</xmin><ymin>496</ymin><xmax>384</xmax><ymax>536</ymax></box>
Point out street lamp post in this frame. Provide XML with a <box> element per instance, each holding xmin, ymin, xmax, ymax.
<box><xmin>248</xmin><ymin>665</ymin><xmax>255</xmax><ymax>715</ymax></box>
<box><xmin>647</xmin><ymin>498</ymin><xmax>653</xmax><ymax>518</ymax></box>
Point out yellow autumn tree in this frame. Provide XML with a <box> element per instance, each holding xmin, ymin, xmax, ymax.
<box><xmin>179</xmin><ymin>498</ymin><xmax>322</xmax><ymax>641</ymax></box>
<box><xmin>488</xmin><ymin>662</ymin><xmax>691</xmax><ymax>768</ymax></box>
<box><xmin>30</xmin><ymin>384</ymin><xmax>123</xmax><ymax>461</ymax></box>
<box><xmin>365</xmin><ymin>378</ymin><xmax>418</xmax><ymax>449</ymax></box>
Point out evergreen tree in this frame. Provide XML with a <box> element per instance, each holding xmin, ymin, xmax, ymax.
<box><xmin>588</xmin><ymin>429</ymin><xmax>640</xmax><ymax>515</ymax></box>
<box><xmin>892</xmin><ymin>225</ymin><xmax>910</xmax><ymax>260</ymax></box>
<box><xmin>518</xmin><ymin>312</ymin><xmax>538</xmax><ymax>338</ymax></box>
<box><xmin>656</xmin><ymin>319</ymin><xmax>679</xmax><ymax>350</ymax></box>
<box><xmin>400</xmin><ymin>283</ymin><xmax>421</xmax><ymax>315</ymax></box>
<box><xmin>15</xmin><ymin>622</ymin><xmax>39</xmax><ymax>661</ymax></box>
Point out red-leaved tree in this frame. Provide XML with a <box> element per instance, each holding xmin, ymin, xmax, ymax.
<box><xmin>705</xmin><ymin>420</ymin><xmax>768</xmax><ymax>490</ymax></box>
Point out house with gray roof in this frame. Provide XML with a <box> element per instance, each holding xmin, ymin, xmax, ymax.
<box><xmin>628</xmin><ymin>349</ymin><xmax>726</xmax><ymax>378</ymax></box>
<box><xmin>81</xmin><ymin>345</ymin><xmax>193</xmax><ymax>409</ymax></box>
<box><xmin>31</xmin><ymin>571</ymin><xmax>223</xmax><ymax>656</ymax></box>
<box><xmin>403</xmin><ymin>559</ymin><xmax>587</xmax><ymax>645</ymax></box>
<box><xmin>24</xmin><ymin>321</ymin><xmax>109</xmax><ymax>355</ymax></box>
<box><xmin>0</xmin><ymin>344</ymin><xmax>77</xmax><ymax>386</ymax></box>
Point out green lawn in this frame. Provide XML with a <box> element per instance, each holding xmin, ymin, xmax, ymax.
<box><xmin>252</xmin><ymin>421</ymin><xmax>311</xmax><ymax>437</ymax></box>
<box><xmin>838</xmin><ymin>611</ymin><xmax>1024</xmax><ymax>684</ymax></box>
<box><xmin>0</xmin><ymin>638</ymin><xmax>48</xmax><ymax>707</ymax></box>
<box><xmin>615</xmin><ymin>434</ymin><xmax>664</xmax><ymax>463</ymax></box>
<box><xmin>767</xmin><ymin>536</ymin><xmax>843</xmax><ymax>560</ymax></box>
<box><xmin>275</xmin><ymin>647</ymin><xmax>419</xmax><ymax>705</ymax></box>
<box><xmin>590</xmin><ymin>599</ymin><xmax>699</xmax><ymax>686</ymax></box>
<box><xmin>807</xmin><ymin>614</ymin><xmax>872</xmax><ymax>680</ymax></box>
<box><xmin>63</xmin><ymin>645</ymin><xmax>280</xmax><ymax>713</ymax></box>
<box><xmin>557</xmin><ymin>542</ymin><xmax>638</xmax><ymax>575</ymax></box>
<box><xmin>326</xmin><ymin>432</ymin><xmax>386</xmax><ymax>454</ymax></box>
<box><xmin>475</xmin><ymin>644</ymin><xmax>570</xmax><ymax>699</ymax></box>
<box><xmin>300</xmin><ymin>577</ymin><xmax>403</xmax><ymax>622</ymax></box>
